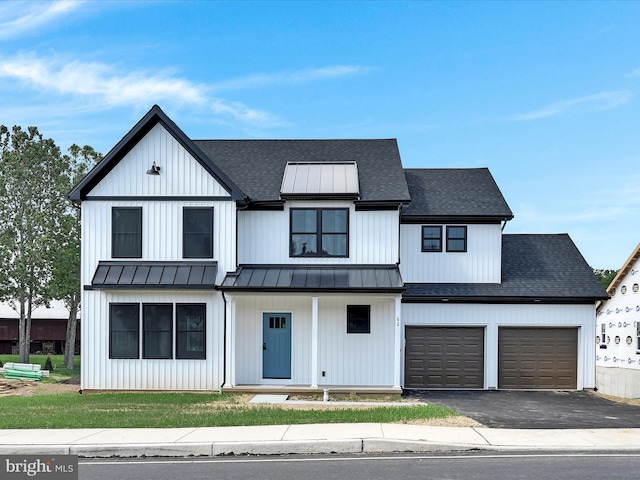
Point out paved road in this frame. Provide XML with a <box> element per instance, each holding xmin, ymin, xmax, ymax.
<box><xmin>403</xmin><ymin>390</ymin><xmax>640</xmax><ymax>429</ymax></box>
<box><xmin>79</xmin><ymin>452</ymin><xmax>640</xmax><ymax>480</ymax></box>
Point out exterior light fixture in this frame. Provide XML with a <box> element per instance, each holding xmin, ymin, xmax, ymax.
<box><xmin>146</xmin><ymin>161</ymin><xmax>161</xmax><ymax>175</ymax></box>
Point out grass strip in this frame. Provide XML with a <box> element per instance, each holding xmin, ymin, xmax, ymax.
<box><xmin>0</xmin><ymin>392</ymin><xmax>458</xmax><ymax>429</ymax></box>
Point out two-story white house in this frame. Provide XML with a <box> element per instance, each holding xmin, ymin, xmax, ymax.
<box><xmin>70</xmin><ymin>105</ymin><xmax>607</xmax><ymax>393</ymax></box>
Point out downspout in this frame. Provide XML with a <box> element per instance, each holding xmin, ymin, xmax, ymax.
<box><xmin>220</xmin><ymin>288</ymin><xmax>227</xmax><ymax>394</ymax></box>
<box><xmin>220</xmin><ymin>196</ymin><xmax>251</xmax><ymax>393</ymax></box>
<box><xmin>397</xmin><ymin>204</ymin><xmax>403</xmax><ymax>266</ymax></box>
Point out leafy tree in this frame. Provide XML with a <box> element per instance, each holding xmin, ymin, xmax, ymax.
<box><xmin>49</xmin><ymin>145</ymin><xmax>101</xmax><ymax>370</ymax></box>
<box><xmin>593</xmin><ymin>268</ymin><xmax>618</xmax><ymax>289</ymax></box>
<box><xmin>0</xmin><ymin>126</ymin><xmax>69</xmax><ymax>363</ymax></box>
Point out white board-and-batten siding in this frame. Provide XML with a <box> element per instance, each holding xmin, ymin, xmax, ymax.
<box><xmin>81</xmin><ymin>290</ymin><xmax>223</xmax><ymax>391</ymax></box>
<box><xmin>81</xmin><ymin>200</ymin><xmax>236</xmax><ymax>285</ymax></box>
<box><xmin>401</xmin><ymin>303</ymin><xmax>596</xmax><ymax>389</ymax></box>
<box><xmin>88</xmin><ymin>124</ymin><xmax>229</xmax><ymax>198</ymax></box>
<box><xmin>399</xmin><ymin>223</ymin><xmax>502</xmax><ymax>283</ymax></box>
<box><xmin>79</xmin><ymin>123</ymin><xmax>235</xmax><ymax>391</ymax></box>
<box><xmin>238</xmin><ymin>202</ymin><xmax>399</xmax><ymax>265</ymax></box>
<box><xmin>231</xmin><ymin>294</ymin><xmax>397</xmax><ymax>387</ymax></box>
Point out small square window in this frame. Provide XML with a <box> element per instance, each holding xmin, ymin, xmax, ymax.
<box><xmin>446</xmin><ymin>226</ymin><xmax>467</xmax><ymax>252</ymax></box>
<box><xmin>422</xmin><ymin>226</ymin><xmax>442</xmax><ymax>252</ymax></box>
<box><xmin>347</xmin><ymin>305</ymin><xmax>370</xmax><ymax>334</ymax></box>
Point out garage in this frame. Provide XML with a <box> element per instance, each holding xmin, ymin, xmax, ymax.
<box><xmin>498</xmin><ymin>327</ymin><xmax>577</xmax><ymax>389</ymax></box>
<box><xmin>404</xmin><ymin>326</ymin><xmax>484</xmax><ymax>389</ymax></box>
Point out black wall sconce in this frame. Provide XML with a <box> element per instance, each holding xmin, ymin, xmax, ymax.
<box><xmin>146</xmin><ymin>161</ymin><xmax>161</xmax><ymax>175</ymax></box>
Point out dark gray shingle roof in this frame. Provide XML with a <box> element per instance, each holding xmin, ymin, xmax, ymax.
<box><xmin>193</xmin><ymin>139</ymin><xmax>410</xmax><ymax>203</ymax></box>
<box><xmin>402</xmin><ymin>168</ymin><xmax>513</xmax><ymax>220</ymax></box>
<box><xmin>221</xmin><ymin>265</ymin><xmax>404</xmax><ymax>293</ymax></box>
<box><xmin>403</xmin><ymin>234</ymin><xmax>608</xmax><ymax>303</ymax></box>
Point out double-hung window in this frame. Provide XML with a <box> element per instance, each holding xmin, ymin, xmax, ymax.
<box><xmin>176</xmin><ymin>304</ymin><xmax>206</xmax><ymax>359</ymax></box>
<box><xmin>109</xmin><ymin>304</ymin><xmax>140</xmax><ymax>359</ymax></box>
<box><xmin>112</xmin><ymin>207</ymin><xmax>142</xmax><ymax>258</ymax></box>
<box><xmin>143</xmin><ymin>304</ymin><xmax>173</xmax><ymax>359</ymax></box>
<box><xmin>446</xmin><ymin>226</ymin><xmax>467</xmax><ymax>252</ymax></box>
<box><xmin>422</xmin><ymin>226</ymin><xmax>442</xmax><ymax>252</ymax></box>
<box><xmin>183</xmin><ymin>207</ymin><xmax>213</xmax><ymax>258</ymax></box>
<box><xmin>290</xmin><ymin>208</ymin><xmax>349</xmax><ymax>257</ymax></box>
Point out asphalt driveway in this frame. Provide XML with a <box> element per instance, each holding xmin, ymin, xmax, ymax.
<box><xmin>403</xmin><ymin>390</ymin><xmax>640</xmax><ymax>429</ymax></box>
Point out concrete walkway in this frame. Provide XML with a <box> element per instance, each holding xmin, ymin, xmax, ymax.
<box><xmin>1</xmin><ymin>424</ymin><xmax>639</xmax><ymax>457</ymax></box>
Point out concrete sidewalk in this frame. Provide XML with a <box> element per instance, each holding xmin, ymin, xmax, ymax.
<box><xmin>1</xmin><ymin>424</ymin><xmax>640</xmax><ymax>457</ymax></box>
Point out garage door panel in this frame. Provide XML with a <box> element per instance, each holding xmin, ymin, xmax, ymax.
<box><xmin>499</xmin><ymin>327</ymin><xmax>577</xmax><ymax>389</ymax></box>
<box><xmin>405</xmin><ymin>327</ymin><xmax>484</xmax><ymax>389</ymax></box>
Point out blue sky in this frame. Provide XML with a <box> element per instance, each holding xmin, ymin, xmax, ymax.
<box><xmin>1</xmin><ymin>1</ymin><xmax>639</xmax><ymax>269</ymax></box>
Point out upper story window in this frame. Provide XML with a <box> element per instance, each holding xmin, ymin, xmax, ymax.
<box><xmin>446</xmin><ymin>226</ymin><xmax>467</xmax><ymax>252</ymax></box>
<box><xmin>422</xmin><ymin>226</ymin><xmax>443</xmax><ymax>252</ymax></box>
<box><xmin>183</xmin><ymin>207</ymin><xmax>213</xmax><ymax>258</ymax></box>
<box><xmin>290</xmin><ymin>208</ymin><xmax>349</xmax><ymax>257</ymax></box>
<box><xmin>112</xmin><ymin>207</ymin><xmax>142</xmax><ymax>258</ymax></box>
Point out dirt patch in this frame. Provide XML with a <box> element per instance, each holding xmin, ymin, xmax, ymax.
<box><xmin>0</xmin><ymin>378</ymin><xmax>80</xmax><ymax>397</ymax></box>
<box><xmin>593</xmin><ymin>391</ymin><xmax>640</xmax><ymax>407</ymax></box>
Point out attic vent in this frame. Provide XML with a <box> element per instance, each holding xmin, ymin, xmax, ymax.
<box><xmin>280</xmin><ymin>162</ymin><xmax>359</xmax><ymax>198</ymax></box>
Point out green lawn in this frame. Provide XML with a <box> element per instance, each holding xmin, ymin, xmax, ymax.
<box><xmin>0</xmin><ymin>354</ymin><xmax>79</xmax><ymax>382</ymax></box>
<box><xmin>0</xmin><ymin>391</ymin><xmax>459</xmax><ymax>429</ymax></box>
<box><xmin>0</xmin><ymin>355</ymin><xmax>460</xmax><ymax>429</ymax></box>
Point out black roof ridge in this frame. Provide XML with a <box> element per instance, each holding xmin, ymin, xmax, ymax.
<box><xmin>193</xmin><ymin>138</ymin><xmax>399</xmax><ymax>142</ymax></box>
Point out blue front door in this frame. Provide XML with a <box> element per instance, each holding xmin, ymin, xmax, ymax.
<box><xmin>263</xmin><ymin>313</ymin><xmax>292</xmax><ymax>379</ymax></box>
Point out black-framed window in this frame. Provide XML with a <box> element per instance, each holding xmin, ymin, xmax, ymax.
<box><xmin>446</xmin><ymin>226</ymin><xmax>467</xmax><ymax>252</ymax></box>
<box><xmin>290</xmin><ymin>208</ymin><xmax>348</xmax><ymax>257</ymax></box>
<box><xmin>183</xmin><ymin>207</ymin><xmax>213</xmax><ymax>258</ymax></box>
<box><xmin>422</xmin><ymin>226</ymin><xmax>442</xmax><ymax>252</ymax></box>
<box><xmin>109</xmin><ymin>303</ymin><xmax>139</xmax><ymax>359</ymax></box>
<box><xmin>143</xmin><ymin>304</ymin><xmax>173</xmax><ymax>359</ymax></box>
<box><xmin>176</xmin><ymin>304</ymin><xmax>206</xmax><ymax>359</ymax></box>
<box><xmin>347</xmin><ymin>305</ymin><xmax>370</xmax><ymax>334</ymax></box>
<box><xmin>112</xmin><ymin>207</ymin><xmax>142</xmax><ymax>258</ymax></box>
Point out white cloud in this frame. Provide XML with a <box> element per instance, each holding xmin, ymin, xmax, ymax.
<box><xmin>0</xmin><ymin>53</ymin><xmax>286</xmax><ymax>128</ymax></box>
<box><xmin>0</xmin><ymin>54</ymin><xmax>206</xmax><ymax>106</ymax></box>
<box><xmin>210</xmin><ymin>65</ymin><xmax>370</xmax><ymax>92</ymax></box>
<box><xmin>513</xmin><ymin>90</ymin><xmax>633</xmax><ymax>121</ymax></box>
<box><xmin>0</xmin><ymin>1</ymin><xmax>82</xmax><ymax>40</ymax></box>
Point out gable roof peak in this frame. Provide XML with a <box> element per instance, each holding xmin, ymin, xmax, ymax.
<box><xmin>69</xmin><ymin>105</ymin><xmax>246</xmax><ymax>202</ymax></box>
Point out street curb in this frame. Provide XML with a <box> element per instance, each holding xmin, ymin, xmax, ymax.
<box><xmin>213</xmin><ymin>439</ymin><xmax>363</xmax><ymax>456</ymax></box>
<box><xmin>69</xmin><ymin>443</ymin><xmax>214</xmax><ymax>458</ymax></box>
<box><xmin>363</xmin><ymin>439</ymin><xmax>481</xmax><ymax>453</ymax></box>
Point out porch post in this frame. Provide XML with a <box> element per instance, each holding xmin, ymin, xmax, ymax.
<box><xmin>311</xmin><ymin>296</ymin><xmax>319</xmax><ymax>388</ymax></box>
<box><xmin>223</xmin><ymin>294</ymin><xmax>236</xmax><ymax>388</ymax></box>
<box><xmin>393</xmin><ymin>295</ymin><xmax>402</xmax><ymax>389</ymax></box>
